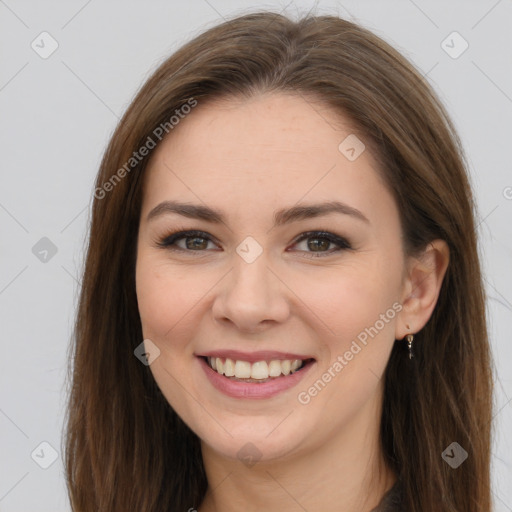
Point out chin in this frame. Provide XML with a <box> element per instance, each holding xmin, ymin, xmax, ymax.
<box><xmin>195</xmin><ymin>412</ymin><xmax>316</xmax><ymax>465</ymax></box>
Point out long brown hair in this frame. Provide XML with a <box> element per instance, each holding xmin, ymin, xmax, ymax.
<box><xmin>64</xmin><ymin>11</ymin><xmax>493</xmax><ymax>511</ymax></box>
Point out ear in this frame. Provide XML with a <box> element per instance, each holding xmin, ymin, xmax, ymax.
<box><xmin>395</xmin><ymin>239</ymin><xmax>450</xmax><ymax>340</ymax></box>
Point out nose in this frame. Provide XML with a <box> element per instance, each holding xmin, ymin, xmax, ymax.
<box><xmin>211</xmin><ymin>251</ymin><xmax>290</xmax><ymax>334</ymax></box>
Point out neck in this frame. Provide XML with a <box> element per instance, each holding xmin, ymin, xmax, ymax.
<box><xmin>198</xmin><ymin>388</ymin><xmax>396</xmax><ymax>512</ymax></box>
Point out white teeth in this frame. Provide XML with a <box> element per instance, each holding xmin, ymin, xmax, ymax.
<box><xmin>290</xmin><ymin>359</ymin><xmax>301</xmax><ymax>371</ymax></box>
<box><xmin>251</xmin><ymin>361</ymin><xmax>269</xmax><ymax>379</ymax></box>
<box><xmin>234</xmin><ymin>360</ymin><xmax>252</xmax><ymax>378</ymax></box>
<box><xmin>224</xmin><ymin>358</ymin><xmax>235</xmax><ymax>377</ymax></box>
<box><xmin>281</xmin><ymin>360</ymin><xmax>291</xmax><ymax>375</ymax></box>
<box><xmin>207</xmin><ymin>357</ymin><xmax>306</xmax><ymax>379</ymax></box>
<box><xmin>268</xmin><ymin>360</ymin><xmax>282</xmax><ymax>377</ymax></box>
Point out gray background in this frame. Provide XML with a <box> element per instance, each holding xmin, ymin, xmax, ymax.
<box><xmin>0</xmin><ymin>0</ymin><xmax>511</xmax><ymax>510</ymax></box>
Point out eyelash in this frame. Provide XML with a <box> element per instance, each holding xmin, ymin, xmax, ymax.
<box><xmin>156</xmin><ymin>229</ymin><xmax>352</xmax><ymax>258</ymax></box>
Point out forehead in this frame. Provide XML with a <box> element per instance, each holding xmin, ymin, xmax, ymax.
<box><xmin>141</xmin><ymin>92</ymin><xmax>396</xmax><ymax>227</ymax></box>
<box><xmin>149</xmin><ymin>92</ymin><xmax>359</xmax><ymax>171</ymax></box>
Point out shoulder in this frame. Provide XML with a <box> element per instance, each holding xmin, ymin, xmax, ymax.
<box><xmin>370</xmin><ymin>480</ymin><xmax>404</xmax><ymax>512</ymax></box>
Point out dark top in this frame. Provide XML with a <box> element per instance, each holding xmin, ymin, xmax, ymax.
<box><xmin>370</xmin><ymin>480</ymin><xmax>403</xmax><ymax>512</ymax></box>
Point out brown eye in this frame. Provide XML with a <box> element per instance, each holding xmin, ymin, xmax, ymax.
<box><xmin>184</xmin><ymin>235</ymin><xmax>209</xmax><ymax>250</ymax></box>
<box><xmin>291</xmin><ymin>231</ymin><xmax>352</xmax><ymax>257</ymax></box>
<box><xmin>158</xmin><ymin>230</ymin><xmax>218</xmax><ymax>252</ymax></box>
<box><xmin>306</xmin><ymin>237</ymin><xmax>331</xmax><ymax>252</ymax></box>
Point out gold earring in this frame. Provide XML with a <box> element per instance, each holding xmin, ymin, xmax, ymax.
<box><xmin>405</xmin><ymin>333</ymin><xmax>414</xmax><ymax>359</ymax></box>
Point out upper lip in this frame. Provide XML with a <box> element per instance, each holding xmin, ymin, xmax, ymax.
<box><xmin>196</xmin><ymin>350</ymin><xmax>315</xmax><ymax>363</ymax></box>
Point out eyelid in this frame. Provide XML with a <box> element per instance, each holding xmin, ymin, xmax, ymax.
<box><xmin>290</xmin><ymin>230</ymin><xmax>351</xmax><ymax>249</ymax></box>
<box><xmin>156</xmin><ymin>228</ymin><xmax>352</xmax><ymax>256</ymax></box>
<box><xmin>156</xmin><ymin>229</ymin><xmax>220</xmax><ymax>251</ymax></box>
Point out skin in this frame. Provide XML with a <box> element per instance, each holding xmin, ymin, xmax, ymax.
<box><xmin>135</xmin><ymin>92</ymin><xmax>449</xmax><ymax>512</ymax></box>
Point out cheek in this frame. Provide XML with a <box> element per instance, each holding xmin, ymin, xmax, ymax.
<box><xmin>292</xmin><ymin>256</ymin><xmax>403</xmax><ymax>406</ymax></box>
<box><xmin>135</xmin><ymin>253</ymin><xmax>207</xmax><ymax>348</ymax></box>
<box><xmin>294</xmin><ymin>259</ymin><xmax>402</xmax><ymax>342</ymax></box>
<box><xmin>294</xmin><ymin>268</ymin><xmax>400</xmax><ymax>418</ymax></box>
<box><xmin>135</xmin><ymin>254</ymin><xmax>203</xmax><ymax>406</ymax></box>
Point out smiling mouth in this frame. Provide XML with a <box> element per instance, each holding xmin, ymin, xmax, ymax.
<box><xmin>203</xmin><ymin>356</ymin><xmax>315</xmax><ymax>383</ymax></box>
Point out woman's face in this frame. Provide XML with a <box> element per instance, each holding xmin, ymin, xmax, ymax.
<box><xmin>136</xmin><ymin>92</ymin><xmax>408</xmax><ymax>463</ymax></box>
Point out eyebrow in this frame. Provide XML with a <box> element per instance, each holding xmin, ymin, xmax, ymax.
<box><xmin>146</xmin><ymin>200</ymin><xmax>370</xmax><ymax>226</ymax></box>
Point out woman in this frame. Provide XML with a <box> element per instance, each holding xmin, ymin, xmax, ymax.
<box><xmin>64</xmin><ymin>11</ymin><xmax>493</xmax><ymax>512</ymax></box>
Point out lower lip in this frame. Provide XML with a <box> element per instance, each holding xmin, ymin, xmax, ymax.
<box><xmin>198</xmin><ymin>357</ymin><xmax>315</xmax><ymax>399</ymax></box>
